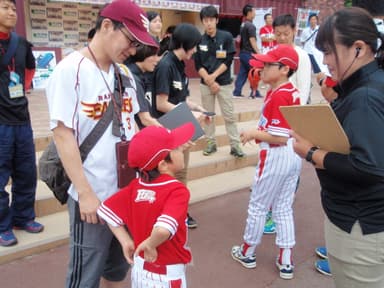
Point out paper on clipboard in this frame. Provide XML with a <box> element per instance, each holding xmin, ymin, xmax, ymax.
<box><xmin>158</xmin><ymin>102</ymin><xmax>205</xmax><ymax>141</ymax></box>
<box><xmin>280</xmin><ymin>104</ymin><xmax>350</xmax><ymax>154</ymax></box>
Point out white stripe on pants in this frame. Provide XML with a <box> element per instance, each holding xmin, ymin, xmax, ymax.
<box><xmin>243</xmin><ymin>139</ymin><xmax>302</xmax><ymax>254</ymax></box>
<box><xmin>131</xmin><ymin>256</ymin><xmax>187</xmax><ymax>288</ymax></box>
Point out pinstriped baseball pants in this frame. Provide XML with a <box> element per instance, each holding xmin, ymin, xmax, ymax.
<box><xmin>243</xmin><ymin>139</ymin><xmax>302</xmax><ymax>255</ymax></box>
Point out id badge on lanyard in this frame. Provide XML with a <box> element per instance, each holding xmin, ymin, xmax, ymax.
<box><xmin>8</xmin><ymin>63</ymin><xmax>24</xmax><ymax>99</ymax></box>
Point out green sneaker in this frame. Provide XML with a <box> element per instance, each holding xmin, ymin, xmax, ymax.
<box><xmin>203</xmin><ymin>141</ymin><xmax>217</xmax><ymax>156</ymax></box>
<box><xmin>230</xmin><ymin>145</ymin><xmax>245</xmax><ymax>158</ymax></box>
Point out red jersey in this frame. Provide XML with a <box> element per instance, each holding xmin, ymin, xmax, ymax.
<box><xmin>98</xmin><ymin>174</ymin><xmax>192</xmax><ymax>265</ymax></box>
<box><xmin>258</xmin><ymin>82</ymin><xmax>300</xmax><ymax>137</ymax></box>
<box><xmin>259</xmin><ymin>25</ymin><xmax>277</xmax><ymax>49</ymax></box>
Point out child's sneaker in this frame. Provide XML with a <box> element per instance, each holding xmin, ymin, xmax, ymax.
<box><xmin>315</xmin><ymin>246</ymin><xmax>328</xmax><ymax>259</ymax></box>
<box><xmin>0</xmin><ymin>230</ymin><xmax>18</xmax><ymax>246</ymax></box>
<box><xmin>263</xmin><ymin>218</ymin><xmax>276</xmax><ymax>234</ymax></box>
<box><xmin>315</xmin><ymin>259</ymin><xmax>332</xmax><ymax>276</ymax></box>
<box><xmin>231</xmin><ymin>245</ymin><xmax>256</xmax><ymax>268</ymax></box>
<box><xmin>14</xmin><ymin>220</ymin><xmax>44</xmax><ymax>233</ymax></box>
<box><xmin>276</xmin><ymin>257</ymin><xmax>294</xmax><ymax>280</ymax></box>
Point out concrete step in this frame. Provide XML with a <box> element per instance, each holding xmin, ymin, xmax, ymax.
<box><xmin>0</xmin><ymin>166</ymin><xmax>256</xmax><ymax>264</ymax></box>
<box><xmin>0</xmin><ymin>211</ymin><xmax>69</xmax><ymax>265</ymax></box>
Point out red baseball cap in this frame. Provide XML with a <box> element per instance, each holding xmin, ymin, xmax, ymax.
<box><xmin>250</xmin><ymin>44</ymin><xmax>298</xmax><ymax>70</ymax></box>
<box><xmin>100</xmin><ymin>0</ymin><xmax>158</xmax><ymax>47</ymax></box>
<box><xmin>128</xmin><ymin>123</ymin><xmax>195</xmax><ymax>171</ymax></box>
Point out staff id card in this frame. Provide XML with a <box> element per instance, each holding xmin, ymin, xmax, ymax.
<box><xmin>8</xmin><ymin>71</ymin><xmax>24</xmax><ymax>99</ymax></box>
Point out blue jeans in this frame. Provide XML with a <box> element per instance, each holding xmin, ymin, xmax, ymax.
<box><xmin>308</xmin><ymin>54</ymin><xmax>321</xmax><ymax>74</ymax></box>
<box><xmin>0</xmin><ymin>124</ymin><xmax>37</xmax><ymax>232</ymax></box>
<box><xmin>233</xmin><ymin>51</ymin><xmax>252</xmax><ymax>96</ymax></box>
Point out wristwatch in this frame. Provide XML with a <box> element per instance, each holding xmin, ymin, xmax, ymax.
<box><xmin>305</xmin><ymin>146</ymin><xmax>319</xmax><ymax>165</ymax></box>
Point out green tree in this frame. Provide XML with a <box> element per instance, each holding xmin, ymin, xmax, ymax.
<box><xmin>345</xmin><ymin>0</ymin><xmax>352</xmax><ymax>7</ymax></box>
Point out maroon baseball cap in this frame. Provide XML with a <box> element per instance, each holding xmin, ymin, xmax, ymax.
<box><xmin>250</xmin><ymin>44</ymin><xmax>298</xmax><ymax>70</ymax></box>
<box><xmin>128</xmin><ymin>123</ymin><xmax>195</xmax><ymax>171</ymax></box>
<box><xmin>100</xmin><ymin>0</ymin><xmax>158</xmax><ymax>47</ymax></box>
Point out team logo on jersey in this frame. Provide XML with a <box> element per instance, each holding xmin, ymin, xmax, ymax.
<box><xmin>172</xmin><ymin>81</ymin><xmax>183</xmax><ymax>90</ymax></box>
<box><xmin>135</xmin><ymin>189</ymin><xmax>156</xmax><ymax>203</ymax></box>
<box><xmin>271</xmin><ymin>118</ymin><xmax>280</xmax><ymax>125</ymax></box>
<box><xmin>199</xmin><ymin>44</ymin><xmax>208</xmax><ymax>52</ymax></box>
<box><xmin>82</xmin><ymin>96</ymin><xmax>133</xmax><ymax>120</ymax></box>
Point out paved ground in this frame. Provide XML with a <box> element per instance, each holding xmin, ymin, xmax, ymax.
<box><xmin>0</xmin><ymin>77</ymin><xmax>335</xmax><ymax>287</ymax></box>
<box><xmin>0</xmin><ymin>162</ymin><xmax>334</xmax><ymax>288</ymax></box>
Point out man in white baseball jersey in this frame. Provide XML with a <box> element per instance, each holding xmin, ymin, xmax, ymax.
<box><xmin>45</xmin><ymin>1</ymin><xmax>158</xmax><ymax>287</ymax></box>
<box><xmin>98</xmin><ymin>123</ymin><xmax>195</xmax><ymax>288</ymax></box>
<box><xmin>231</xmin><ymin>45</ymin><xmax>302</xmax><ymax>280</ymax></box>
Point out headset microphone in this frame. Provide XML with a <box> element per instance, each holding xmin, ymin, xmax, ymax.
<box><xmin>355</xmin><ymin>47</ymin><xmax>361</xmax><ymax>57</ymax></box>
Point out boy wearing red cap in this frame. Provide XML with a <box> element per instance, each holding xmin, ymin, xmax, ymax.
<box><xmin>46</xmin><ymin>0</ymin><xmax>158</xmax><ymax>287</ymax></box>
<box><xmin>98</xmin><ymin>123</ymin><xmax>195</xmax><ymax>288</ymax></box>
<box><xmin>231</xmin><ymin>45</ymin><xmax>302</xmax><ymax>280</ymax></box>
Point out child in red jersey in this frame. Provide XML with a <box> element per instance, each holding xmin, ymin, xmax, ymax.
<box><xmin>231</xmin><ymin>44</ymin><xmax>302</xmax><ymax>280</ymax></box>
<box><xmin>98</xmin><ymin>123</ymin><xmax>195</xmax><ymax>288</ymax></box>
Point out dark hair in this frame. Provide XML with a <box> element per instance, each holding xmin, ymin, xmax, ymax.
<box><xmin>315</xmin><ymin>7</ymin><xmax>384</xmax><ymax>68</ymax></box>
<box><xmin>169</xmin><ymin>23</ymin><xmax>201</xmax><ymax>51</ymax></box>
<box><xmin>308</xmin><ymin>13</ymin><xmax>318</xmax><ymax>22</ymax></box>
<box><xmin>128</xmin><ymin>44</ymin><xmax>158</xmax><ymax>63</ymax></box>
<box><xmin>200</xmin><ymin>5</ymin><xmax>219</xmax><ymax>21</ymax></box>
<box><xmin>158</xmin><ymin>25</ymin><xmax>176</xmax><ymax>56</ymax></box>
<box><xmin>352</xmin><ymin>0</ymin><xmax>384</xmax><ymax>17</ymax></box>
<box><xmin>264</xmin><ymin>13</ymin><xmax>272</xmax><ymax>21</ymax></box>
<box><xmin>87</xmin><ymin>28</ymin><xmax>96</xmax><ymax>40</ymax></box>
<box><xmin>242</xmin><ymin>4</ymin><xmax>254</xmax><ymax>17</ymax></box>
<box><xmin>147</xmin><ymin>11</ymin><xmax>160</xmax><ymax>22</ymax></box>
<box><xmin>273</xmin><ymin>14</ymin><xmax>296</xmax><ymax>29</ymax></box>
<box><xmin>139</xmin><ymin>153</ymin><xmax>172</xmax><ymax>181</ymax></box>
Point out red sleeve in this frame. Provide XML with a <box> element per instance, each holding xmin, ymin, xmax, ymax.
<box><xmin>24</xmin><ymin>68</ymin><xmax>35</xmax><ymax>91</ymax></box>
<box><xmin>98</xmin><ymin>186</ymin><xmax>132</xmax><ymax>227</ymax></box>
<box><xmin>263</xmin><ymin>91</ymin><xmax>293</xmax><ymax>137</ymax></box>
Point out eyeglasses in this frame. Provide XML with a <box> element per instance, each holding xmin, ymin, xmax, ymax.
<box><xmin>119</xmin><ymin>27</ymin><xmax>141</xmax><ymax>48</ymax></box>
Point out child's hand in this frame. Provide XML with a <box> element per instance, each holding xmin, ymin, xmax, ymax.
<box><xmin>135</xmin><ymin>238</ymin><xmax>158</xmax><ymax>263</ymax></box>
<box><xmin>240</xmin><ymin>130</ymin><xmax>254</xmax><ymax>145</ymax></box>
<box><xmin>122</xmin><ymin>239</ymin><xmax>135</xmax><ymax>264</ymax></box>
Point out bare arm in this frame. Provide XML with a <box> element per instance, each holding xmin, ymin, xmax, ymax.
<box><xmin>156</xmin><ymin>93</ymin><xmax>176</xmax><ymax>113</ymax></box>
<box><xmin>240</xmin><ymin>127</ymin><xmax>288</xmax><ymax>146</ymax></box>
<box><xmin>134</xmin><ymin>226</ymin><xmax>171</xmax><ymax>263</ymax></box>
<box><xmin>53</xmin><ymin>122</ymin><xmax>100</xmax><ymax>224</ymax></box>
<box><xmin>108</xmin><ymin>224</ymin><xmax>135</xmax><ymax>264</ymax></box>
<box><xmin>137</xmin><ymin>112</ymin><xmax>162</xmax><ymax>127</ymax></box>
<box><xmin>249</xmin><ymin>37</ymin><xmax>260</xmax><ymax>54</ymax></box>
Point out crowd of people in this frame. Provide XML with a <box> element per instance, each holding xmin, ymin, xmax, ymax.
<box><xmin>1</xmin><ymin>0</ymin><xmax>384</xmax><ymax>287</ymax></box>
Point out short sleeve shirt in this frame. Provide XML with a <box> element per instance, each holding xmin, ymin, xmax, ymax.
<box><xmin>152</xmin><ymin>51</ymin><xmax>189</xmax><ymax>118</ymax></box>
<box><xmin>258</xmin><ymin>82</ymin><xmax>300</xmax><ymax>137</ymax></box>
<box><xmin>0</xmin><ymin>35</ymin><xmax>35</xmax><ymax>124</ymax></box>
<box><xmin>98</xmin><ymin>174</ymin><xmax>192</xmax><ymax>265</ymax></box>
<box><xmin>240</xmin><ymin>21</ymin><xmax>257</xmax><ymax>53</ymax></box>
<box><xmin>194</xmin><ymin>29</ymin><xmax>235</xmax><ymax>85</ymax></box>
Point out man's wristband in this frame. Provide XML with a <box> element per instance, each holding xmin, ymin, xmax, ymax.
<box><xmin>305</xmin><ymin>146</ymin><xmax>319</xmax><ymax>165</ymax></box>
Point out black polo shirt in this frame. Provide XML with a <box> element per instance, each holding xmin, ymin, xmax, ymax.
<box><xmin>240</xmin><ymin>20</ymin><xmax>257</xmax><ymax>53</ymax></box>
<box><xmin>0</xmin><ymin>35</ymin><xmax>35</xmax><ymax>125</ymax></box>
<box><xmin>152</xmin><ymin>51</ymin><xmax>189</xmax><ymax>118</ymax></box>
<box><xmin>194</xmin><ymin>29</ymin><xmax>235</xmax><ymax>86</ymax></box>
<box><xmin>127</xmin><ymin>63</ymin><xmax>154</xmax><ymax>130</ymax></box>
<box><xmin>317</xmin><ymin>60</ymin><xmax>384</xmax><ymax>235</ymax></box>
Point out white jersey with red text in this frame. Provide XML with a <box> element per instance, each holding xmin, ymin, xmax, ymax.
<box><xmin>98</xmin><ymin>173</ymin><xmax>191</xmax><ymax>287</ymax></box>
<box><xmin>46</xmin><ymin>51</ymin><xmax>139</xmax><ymax>201</ymax></box>
<box><xmin>242</xmin><ymin>82</ymin><xmax>302</xmax><ymax>257</ymax></box>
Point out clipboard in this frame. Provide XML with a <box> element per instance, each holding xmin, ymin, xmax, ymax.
<box><xmin>279</xmin><ymin>104</ymin><xmax>350</xmax><ymax>154</ymax></box>
<box><xmin>158</xmin><ymin>102</ymin><xmax>205</xmax><ymax>141</ymax></box>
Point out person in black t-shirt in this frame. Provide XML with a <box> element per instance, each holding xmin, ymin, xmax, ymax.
<box><xmin>152</xmin><ymin>23</ymin><xmax>207</xmax><ymax>228</ymax></box>
<box><xmin>0</xmin><ymin>0</ymin><xmax>44</xmax><ymax>247</ymax></box>
<box><xmin>233</xmin><ymin>4</ymin><xmax>261</xmax><ymax>98</ymax></box>
<box><xmin>125</xmin><ymin>43</ymin><xmax>161</xmax><ymax>130</ymax></box>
